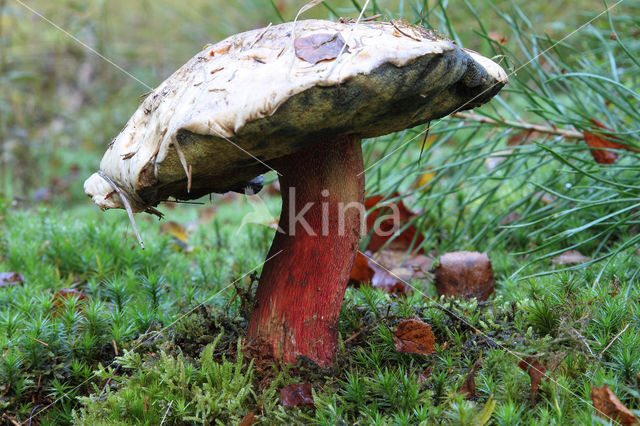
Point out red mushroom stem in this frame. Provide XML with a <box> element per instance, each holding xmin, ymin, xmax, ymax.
<box><xmin>247</xmin><ymin>135</ymin><xmax>364</xmax><ymax>367</ymax></box>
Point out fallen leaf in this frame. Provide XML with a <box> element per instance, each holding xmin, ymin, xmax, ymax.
<box><xmin>294</xmin><ymin>32</ymin><xmax>347</xmax><ymax>65</ymax></box>
<box><xmin>583</xmin><ymin>119</ymin><xmax>631</xmax><ymax>165</ymax></box>
<box><xmin>365</xmin><ymin>193</ymin><xmax>425</xmax><ymax>253</ymax></box>
<box><xmin>434</xmin><ymin>251</ymin><xmax>495</xmax><ymax>301</ymax></box>
<box><xmin>417</xmin><ymin>368</ymin><xmax>432</xmax><ymax>384</ymax></box>
<box><xmin>197</xmin><ymin>206</ymin><xmax>218</xmax><ymax>224</ymax></box>
<box><xmin>374</xmin><ymin>249</ymin><xmax>433</xmax><ymax>283</ymax></box>
<box><xmin>349</xmin><ymin>250</ymin><xmax>433</xmax><ymax>294</ymax></box>
<box><xmin>488</xmin><ymin>31</ymin><xmax>508</xmax><ymax>45</ymax></box>
<box><xmin>507</xmin><ymin>130</ymin><xmax>543</xmax><ymax>146</ymax></box>
<box><xmin>591</xmin><ymin>385</ymin><xmax>638</xmax><ymax>425</ymax></box>
<box><xmin>518</xmin><ymin>358</ymin><xmax>547</xmax><ymax>406</ymax></box>
<box><xmin>281</xmin><ymin>382</ymin><xmax>315</xmax><ymax>408</ymax></box>
<box><xmin>160</xmin><ymin>221</ymin><xmax>193</xmax><ymax>252</ymax></box>
<box><xmin>534</xmin><ymin>191</ymin><xmax>556</xmax><ymax>205</ymax></box>
<box><xmin>499</xmin><ymin>212</ymin><xmax>521</xmax><ymax>225</ymax></box>
<box><xmin>550</xmin><ymin>250</ymin><xmax>591</xmax><ymax>265</ymax></box>
<box><xmin>160</xmin><ymin>221</ymin><xmax>188</xmax><ymax>242</ymax></box>
<box><xmin>485</xmin><ymin>150</ymin><xmax>513</xmax><ymax>172</ymax></box>
<box><xmin>239</xmin><ymin>411</ymin><xmax>258</xmax><ymax>426</ymax></box>
<box><xmin>349</xmin><ymin>251</ymin><xmax>409</xmax><ymax>294</ymax></box>
<box><xmin>0</xmin><ymin>272</ymin><xmax>24</xmax><ymax>288</ymax></box>
<box><xmin>392</xmin><ymin>317</ymin><xmax>437</xmax><ymax>355</ymax></box>
<box><xmin>414</xmin><ymin>170</ymin><xmax>436</xmax><ymax>188</ymax></box>
<box><xmin>52</xmin><ymin>288</ymin><xmax>89</xmax><ymax>313</ymax></box>
<box><xmin>459</xmin><ymin>358</ymin><xmax>483</xmax><ymax>400</ymax></box>
<box><xmin>350</xmin><ymin>251</ymin><xmax>374</xmax><ymax>283</ymax></box>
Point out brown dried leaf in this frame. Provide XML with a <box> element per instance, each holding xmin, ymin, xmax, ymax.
<box><xmin>0</xmin><ymin>272</ymin><xmax>24</xmax><ymax>288</ymax></box>
<box><xmin>518</xmin><ymin>358</ymin><xmax>547</xmax><ymax>406</ymax></box>
<box><xmin>535</xmin><ymin>191</ymin><xmax>556</xmax><ymax>205</ymax></box>
<box><xmin>417</xmin><ymin>367</ymin><xmax>432</xmax><ymax>384</ymax></box>
<box><xmin>584</xmin><ymin>119</ymin><xmax>631</xmax><ymax>165</ymax></box>
<box><xmin>392</xmin><ymin>317</ymin><xmax>437</xmax><ymax>355</ymax></box>
<box><xmin>239</xmin><ymin>411</ymin><xmax>259</xmax><ymax>426</ymax></box>
<box><xmin>488</xmin><ymin>31</ymin><xmax>508</xmax><ymax>45</ymax></box>
<box><xmin>160</xmin><ymin>221</ymin><xmax>193</xmax><ymax>252</ymax></box>
<box><xmin>485</xmin><ymin>149</ymin><xmax>513</xmax><ymax>172</ymax></box>
<box><xmin>550</xmin><ymin>250</ymin><xmax>591</xmax><ymax>265</ymax></box>
<box><xmin>434</xmin><ymin>251</ymin><xmax>495</xmax><ymax>301</ymax></box>
<box><xmin>459</xmin><ymin>358</ymin><xmax>483</xmax><ymax>400</ymax></box>
<box><xmin>365</xmin><ymin>193</ymin><xmax>425</xmax><ymax>253</ymax></box>
<box><xmin>499</xmin><ymin>211</ymin><xmax>521</xmax><ymax>225</ymax></box>
<box><xmin>349</xmin><ymin>250</ymin><xmax>433</xmax><ymax>295</ymax></box>
<box><xmin>160</xmin><ymin>221</ymin><xmax>188</xmax><ymax>242</ymax></box>
<box><xmin>197</xmin><ymin>206</ymin><xmax>218</xmax><ymax>224</ymax></box>
<box><xmin>349</xmin><ymin>251</ymin><xmax>409</xmax><ymax>294</ymax></box>
<box><xmin>52</xmin><ymin>288</ymin><xmax>89</xmax><ymax>313</ymax></box>
<box><xmin>350</xmin><ymin>252</ymin><xmax>375</xmax><ymax>283</ymax></box>
<box><xmin>507</xmin><ymin>130</ymin><xmax>543</xmax><ymax>146</ymax></box>
<box><xmin>281</xmin><ymin>382</ymin><xmax>315</xmax><ymax>408</ymax></box>
<box><xmin>591</xmin><ymin>385</ymin><xmax>638</xmax><ymax>425</ymax></box>
<box><xmin>294</xmin><ymin>33</ymin><xmax>347</xmax><ymax>65</ymax></box>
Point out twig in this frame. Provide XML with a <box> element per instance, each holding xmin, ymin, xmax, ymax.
<box><xmin>2</xmin><ymin>413</ymin><xmax>20</xmax><ymax>426</ymax></box>
<box><xmin>160</xmin><ymin>400</ymin><xmax>173</xmax><ymax>425</ymax></box>
<box><xmin>28</xmin><ymin>404</ymin><xmax>43</xmax><ymax>426</ymax></box>
<box><xmin>452</xmin><ymin>111</ymin><xmax>584</xmax><ymax>140</ymax></box>
<box><xmin>362</xmin><ymin>13</ymin><xmax>382</xmax><ymax>21</ymax></box>
<box><xmin>101</xmin><ymin>365</ymin><xmax>120</xmax><ymax>394</ymax></box>
<box><xmin>30</xmin><ymin>336</ymin><xmax>49</xmax><ymax>346</ymax></box>
<box><xmin>599</xmin><ymin>323</ymin><xmax>629</xmax><ymax>359</ymax></box>
<box><xmin>391</xmin><ymin>19</ymin><xmax>422</xmax><ymax>42</ymax></box>
<box><xmin>248</xmin><ymin>23</ymin><xmax>272</xmax><ymax>49</ymax></box>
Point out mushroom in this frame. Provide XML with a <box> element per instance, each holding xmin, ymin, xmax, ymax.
<box><xmin>84</xmin><ymin>19</ymin><xmax>507</xmax><ymax>366</ymax></box>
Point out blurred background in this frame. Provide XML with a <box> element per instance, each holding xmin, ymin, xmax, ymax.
<box><xmin>0</xmin><ymin>0</ymin><xmax>604</xmax><ymax>203</ymax></box>
<box><xmin>1</xmin><ymin>0</ymin><xmax>638</xmax><ymax>273</ymax></box>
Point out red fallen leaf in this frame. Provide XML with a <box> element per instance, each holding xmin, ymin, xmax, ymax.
<box><xmin>550</xmin><ymin>250</ymin><xmax>591</xmax><ymax>265</ymax></box>
<box><xmin>239</xmin><ymin>411</ymin><xmax>258</xmax><ymax>426</ymax></box>
<box><xmin>488</xmin><ymin>31</ymin><xmax>508</xmax><ymax>45</ymax></box>
<box><xmin>507</xmin><ymin>130</ymin><xmax>543</xmax><ymax>146</ymax></box>
<box><xmin>0</xmin><ymin>272</ymin><xmax>24</xmax><ymax>288</ymax></box>
<box><xmin>365</xmin><ymin>193</ymin><xmax>425</xmax><ymax>253</ymax></box>
<box><xmin>434</xmin><ymin>251</ymin><xmax>495</xmax><ymax>301</ymax></box>
<box><xmin>417</xmin><ymin>367</ymin><xmax>432</xmax><ymax>384</ymax></box>
<box><xmin>591</xmin><ymin>385</ymin><xmax>638</xmax><ymax>425</ymax></box>
<box><xmin>518</xmin><ymin>358</ymin><xmax>547</xmax><ymax>406</ymax></box>
<box><xmin>350</xmin><ymin>252</ymin><xmax>375</xmax><ymax>283</ymax></box>
<box><xmin>459</xmin><ymin>358</ymin><xmax>483</xmax><ymax>400</ymax></box>
<box><xmin>583</xmin><ymin>119</ymin><xmax>630</xmax><ymax>164</ymax></box>
<box><xmin>392</xmin><ymin>317</ymin><xmax>437</xmax><ymax>355</ymax></box>
<box><xmin>281</xmin><ymin>382</ymin><xmax>315</xmax><ymax>408</ymax></box>
<box><xmin>348</xmin><ymin>251</ymin><xmax>409</xmax><ymax>294</ymax></box>
<box><xmin>294</xmin><ymin>32</ymin><xmax>348</xmax><ymax>65</ymax></box>
<box><xmin>52</xmin><ymin>288</ymin><xmax>88</xmax><ymax>312</ymax></box>
<box><xmin>197</xmin><ymin>206</ymin><xmax>218</xmax><ymax>224</ymax></box>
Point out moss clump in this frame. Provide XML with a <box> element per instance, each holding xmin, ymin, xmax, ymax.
<box><xmin>75</xmin><ymin>334</ymin><xmax>254</xmax><ymax>425</ymax></box>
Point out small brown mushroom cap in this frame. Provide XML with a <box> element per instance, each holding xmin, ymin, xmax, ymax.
<box><xmin>84</xmin><ymin>19</ymin><xmax>507</xmax><ymax>210</ymax></box>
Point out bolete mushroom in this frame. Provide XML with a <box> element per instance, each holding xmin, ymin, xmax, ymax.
<box><xmin>84</xmin><ymin>19</ymin><xmax>507</xmax><ymax>366</ymax></box>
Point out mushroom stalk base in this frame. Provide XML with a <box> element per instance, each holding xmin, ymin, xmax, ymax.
<box><xmin>247</xmin><ymin>135</ymin><xmax>364</xmax><ymax>367</ymax></box>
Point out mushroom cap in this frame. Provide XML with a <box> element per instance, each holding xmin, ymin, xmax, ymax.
<box><xmin>84</xmin><ymin>19</ymin><xmax>507</xmax><ymax>211</ymax></box>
